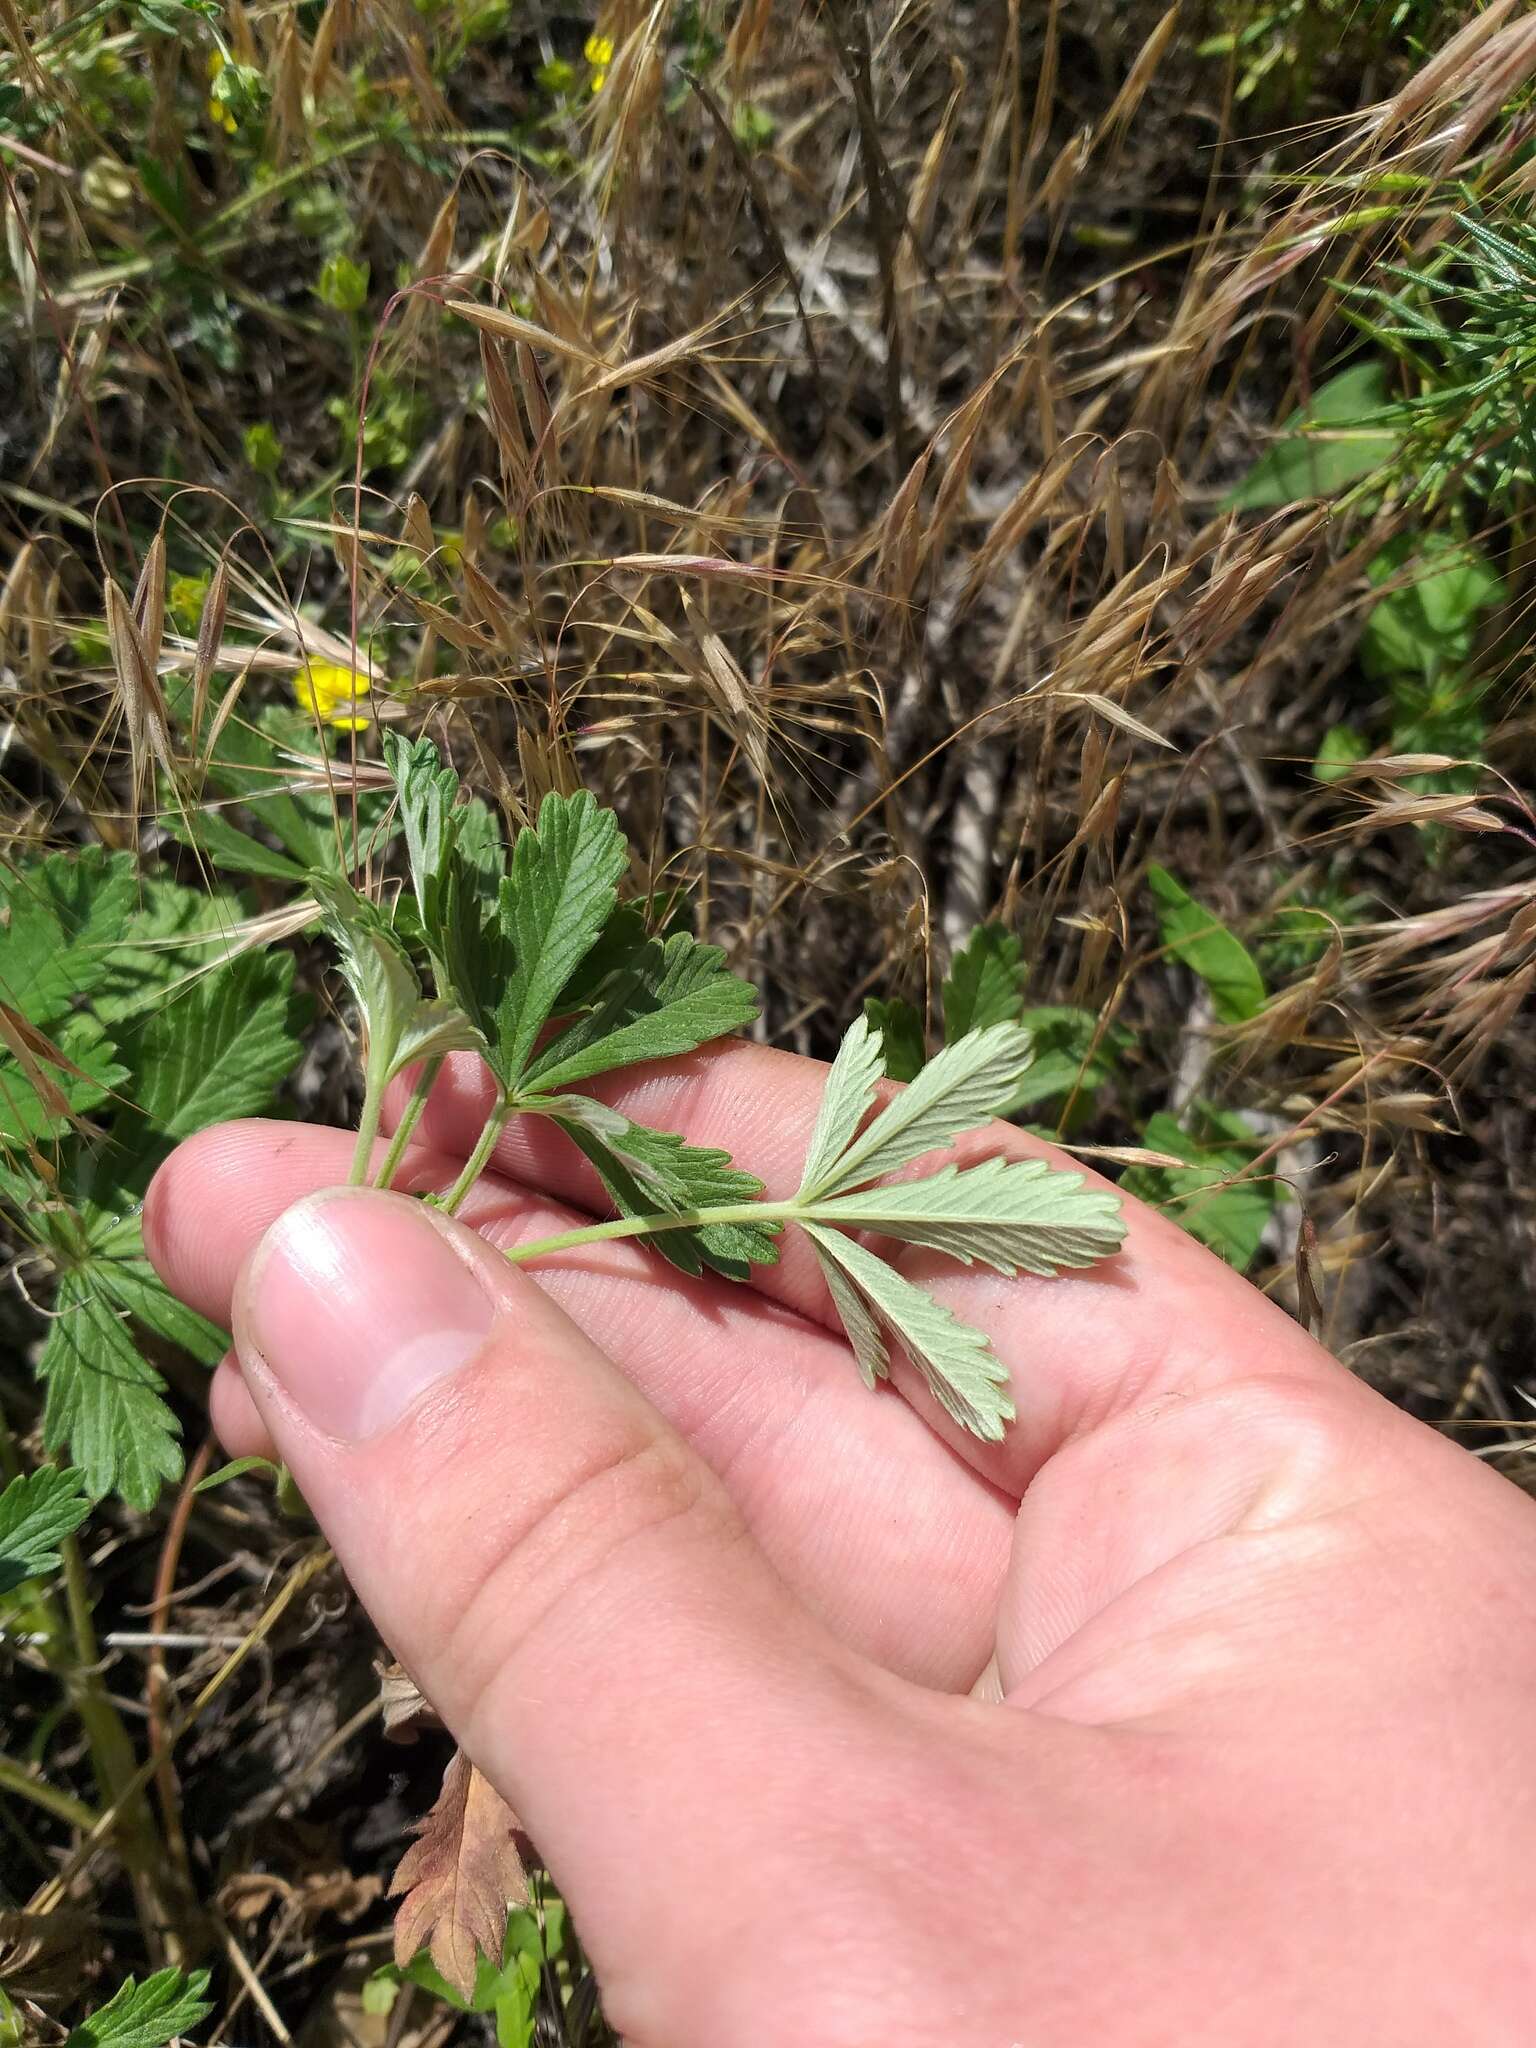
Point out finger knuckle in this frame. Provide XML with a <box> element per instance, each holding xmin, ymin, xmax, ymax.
<box><xmin>435</xmin><ymin>1427</ymin><xmax>739</xmax><ymax>1719</ymax></box>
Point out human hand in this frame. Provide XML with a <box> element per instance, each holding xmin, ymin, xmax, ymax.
<box><xmin>144</xmin><ymin>1043</ymin><xmax>1536</xmax><ymax>2046</ymax></box>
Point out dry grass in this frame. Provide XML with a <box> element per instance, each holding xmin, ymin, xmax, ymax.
<box><xmin>4</xmin><ymin>0</ymin><xmax>1536</xmax><ymax>2032</ymax></box>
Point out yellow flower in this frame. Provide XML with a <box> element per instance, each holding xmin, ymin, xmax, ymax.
<box><xmin>296</xmin><ymin>660</ymin><xmax>372</xmax><ymax>732</ymax></box>
<box><xmin>585</xmin><ymin>30</ymin><xmax>613</xmax><ymax>89</ymax></box>
<box><xmin>207</xmin><ymin>51</ymin><xmax>238</xmax><ymax>134</ymax></box>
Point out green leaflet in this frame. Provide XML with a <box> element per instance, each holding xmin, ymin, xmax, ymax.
<box><xmin>806</xmin><ymin>1021</ymin><xmax>1034</xmax><ymax>1195</ymax></box>
<box><xmin>312</xmin><ymin>876</ymin><xmax>484</xmax><ymax>1089</ymax></box>
<box><xmin>39</xmin><ymin>1275</ymin><xmax>183</xmax><ymax>1510</ymax></box>
<box><xmin>494</xmin><ymin>791</ymin><xmax>628</xmax><ymax>1088</ymax></box>
<box><xmin>0</xmin><ymin>1465</ymin><xmax>91</xmax><ymax>1596</ymax></box>
<box><xmin>385</xmin><ymin>729</ymin><xmax>463</xmax><ymax>931</ymax></box>
<box><xmin>809</xmin><ymin>1239</ymin><xmax>889</xmax><ymax>1391</ymax></box>
<box><xmin>63</xmin><ymin>1968</ymin><xmax>213</xmax><ymax>2048</ymax></box>
<box><xmin>1146</xmin><ymin>865</ymin><xmax>1267</xmax><ymax>1026</ymax></box>
<box><xmin>0</xmin><ymin>1014</ymin><xmax>127</xmax><ymax>1145</ymax></box>
<box><xmin>114</xmin><ymin>950</ymin><xmax>308</xmax><ymax>1140</ymax></box>
<box><xmin>804</xmin><ymin>1226</ymin><xmax>1015</xmax><ymax>1440</ymax></box>
<box><xmin>0</xmin><ymin>846</ymin><xmax>138</xmax><ymax>1026</ymax></box>
<box><xmin>806</xmin><ymin>1154</ymin><xmax>1126</xmax><ymax>1276</ymax></box>
<box><xmin>942</xmin><ymin>923</ymin><xmax>1025</xmax><ymax>1041</ymax></box>
<box><xmin>92</xmin><ymin>877</ymin><xmax>248</xmax><ymax>1025</ymax></box>
<box><xmin>863</xmin><ymin>996</ymin><xmax>925</xmax><ymax>1082</ymax></box>
<box><xmin>524</xmin><ymin>931</ymin><xmax>759</xmax><ymax>1094</ymax></box>
<box><xmin>89</xmin><ymin>1243</ymin><xmax>227</xmax><ymax>1366</ymax></box>
<box><xmin>1226</xmin><ymin>360</ymin><xmax>1400</xmax><ymax>509</ymax></box>
<box><xmin>1123</xmin><ymin>1108</ymin><xmax>1278</xmax><ymax>1270</ymax></box>
<box><xmin>797</xmin><ymin>1013</ymin><xmax>885</xmax><ymax>1196</ymax></box>
<box><xmin>552</xmin><ymin>1098</ymin><xmax>779</xmax><ymax>1280</ymax></box>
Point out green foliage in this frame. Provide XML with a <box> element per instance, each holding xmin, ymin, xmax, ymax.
<box><xmin>316</xmin><ymin>252</ymin><xmax>371</xmax><ymax>314</ymax></box>
<box><xmin>863</xmin><ymin>995</ymin><xmax>925</xmax><ymax>1083</ymax></box>
<box><xmin>1340</xmin><ymin>202</ymin><xmax>1536</xmax><ymax>511</ymax></box>
<box><xmin>1227</xmin><ymin>361</ymin><xmax>1400</xmax><ymax>509</ymax></box>
<box><xmin>372</xmin><ymin>1903</ymin><xmax>571</xmax><ymax>2048</ymax></box>
<box><xmin>789</xmin><ymin>1017</ymin><xmax>1125</xmax><ymax>1437</ymax></box>
<box><xmin>243</xmin><ymin>421</ymin><xmax>282</xmax><ymax>475</ymax></box>
<box><xmin>864</xmin><ymin>923</ymin><xmax>1129</xmax><ymax>1120</ymax></box>
<box><xmin>64</xmin><ymin>1968</ymin><xmax>212</xmax><ymax>2048</ymax></box>
<box><xmin>0</xmin><ymin>849</ymin><xmax>306</xmax><ymax>1509</ymax></box>
<box><xmin>1146</xmin><ymin>866</ymin><xmax>1267</xmax><ymax>1025</ymax></box>
<box><xmin>941</xmin><ymin>924</ymin><xmax>1025</xmax><ymax>1040</ymax></box>
<box><xmin>1314</xmin><ymin>723</ymin><xmax>1369</xmax><ymax>783</ymax></box>
<box><xmin>732</xmin><ymin>102</ymin><xmax>776</xmax><ymax>151</ymax></box>
<box><xmin>336</xmin><ymin>747</ymin><xmax>1129</xmax><ymax>1436</ymax></box>
<box><xmin>1360</xmin><ymin>534</ymin><xmax>1504</xmax><ymax>684</ymax></box>
<box><xmin>1124</xmin><ymin>1108</ymin><xmax>1280</xmax><ymax>1270</ymax></box>
<box><xmin>0</xmin><ymin>1466</ymin><xmax>91</xmax><ymax>1596</ymax></box>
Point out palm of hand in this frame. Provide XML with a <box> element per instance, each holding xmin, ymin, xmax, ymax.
<box><xmin>148</xmin><ymin>1043</ymin><xmax>1536</xmax><ymax>2046</ymax></box>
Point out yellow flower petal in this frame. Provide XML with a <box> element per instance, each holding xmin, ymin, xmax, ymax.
<box><xmin>296</xmin><ymin>660</ymin><xmax>373</xmax><ymax>729</ymax></box>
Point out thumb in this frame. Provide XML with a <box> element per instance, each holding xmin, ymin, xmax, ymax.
<box><xmin>232</xmin><ymin>1187</ymin><xmax>879</xmax><ymax>2029</ymax></box>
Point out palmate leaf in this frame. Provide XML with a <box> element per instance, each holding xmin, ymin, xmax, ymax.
<box><xmin>64</xmin><ymin>1968</ymin><xmax>213</xmax><ymax>2048</ymax></box>
<box><xmin>0</xmin><ymin>1465</ymin><xmax>91</xmax><ymax>1596</ymax></box>
<box><xmin>804</xmin><ymin>1225</ymin><xmax>1015</xmax><ymax>1440</ymax></box>
<box><xmin>494</xmin><ymin>790</ymin><xmax>628</xmax><ymax>1087</ymax></box>
<box><xmin>805</xmin><ymin>1021</ymin><xmax>1034</xmax><ymax>1196</ymax></box>
<box><xmin>807</xmin><ymin>1154</ymin><xmax>1126</xmax><ymax>1276</ymax></box>
<box><xmin>39</xmin><ymin>1275</ymin><xmax>182</xmax><ymax>1510</ymax></box>
<box><xmin>784</xmin><ymin>1015</ymin><xmax>1127</xmax><ymax>1436</ymax></box>
<box><xmin>553</xmin><ymin>1096</ymin><xmax>779</xmax><ymax>1280</ymax></box>
<box><xmin>525</xmin><ymin>931</ymin><xmax>759</xmax><ymax>1095</ymax></box>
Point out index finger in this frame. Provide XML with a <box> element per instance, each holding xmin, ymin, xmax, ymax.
<box><xmin>392</xmin><ymin>1042</ymin><xmax>1345</xmax><ymax>1492</ymax></box>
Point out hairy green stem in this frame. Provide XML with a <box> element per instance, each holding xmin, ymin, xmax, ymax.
<box><xmin>505</xmin><ymin>1201</ymin><xmax>800</xmax><ymax>1264</ymax></box>
<box><xmin>60</xmin><ymin>1535</ymin><xmax>178</xmax><ymax>1959</ymax></box>
<box><xmin>349</xmin><ymin>1064</ymin><xmax>387</xmax><ymax>1186</ymax></box>
<box><xmin>438</xmin><ymin>1094</ymin><xmax>514</xmax><ymax>1215</ymax></box>
<box><xmin>0</xmin><ymin>1752</ymin><xmax>100</xmax><ymax>1834</ymax></box>
<box><xmin>374</xmin><ymin>1056</ymin><xmax>442</xmax><ymax>1191</ymax></box>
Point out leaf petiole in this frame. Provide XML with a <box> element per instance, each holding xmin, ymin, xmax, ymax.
<box><xmin>373</xmin><ymin>1055</ymin><xmax>443</xmax><ymax>1191</ymax></box>
<box><xmin>505</xmin><ymin>1200</ymin><xmax>801</xmax><ymax>1264</ymax></box>
<box><xmin>436</xmin><ymin>1092</ymin><xmax>515</xmax><ymax>1215</ymax></box>
<box><xmin>349</xmin><ymin>1055</ymin><xmax>388</xmax><ymax>1186</ymax></box>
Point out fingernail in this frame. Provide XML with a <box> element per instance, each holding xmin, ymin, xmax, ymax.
<box><xmin>237</xmin><ymin>1190</ymin><xmax>497</xmax><ymax>1441</ymax></box>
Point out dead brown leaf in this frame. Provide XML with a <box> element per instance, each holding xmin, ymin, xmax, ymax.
<box><xmin>389</xmin><ymin>1747</ymin><xmax>527</xmax><ymax>1999</ymax></box>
